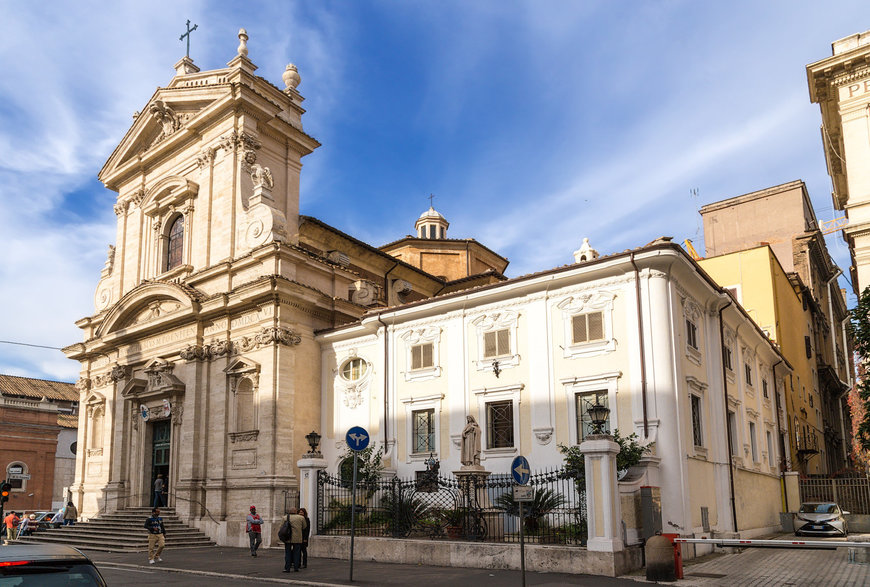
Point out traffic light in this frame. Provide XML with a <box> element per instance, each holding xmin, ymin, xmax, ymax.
<box><xmin>0</xmin><ymin>480</ymin><xmax>11</xmax><ymax>504</ymax></box>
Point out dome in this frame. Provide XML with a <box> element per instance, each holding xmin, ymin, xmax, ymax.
<box><xmin>417</xmin><ymin>206</ymin><xmax>446</xmax><ymax>221</ymax></box>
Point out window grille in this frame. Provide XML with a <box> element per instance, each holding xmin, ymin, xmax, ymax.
<box><xmin>691</xmin><ymin>395</ymin><xmax>703</xmax><ymax>447</ymax></box>
<box><xmin>575</xmin><ymin>391</ymin><xmax>609</xmax><ymax>442</ymax></box>
<box><xmin>686</xmin><ymin>319</ymin><xmax>698</xmax><ymax>350</ymax></box>
<box><xmin>486</xmin><ymin>401</ymin><xmax>514</xmax><ymax>448</ymax></box>
<box><xmin>412</xmin><ymin>409</ymin><xmax>435</xmax><ymax>453</ymax></box>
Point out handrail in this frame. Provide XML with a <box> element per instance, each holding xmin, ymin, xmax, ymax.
<box><xmin>94</xmin><ymin>491</ymin><xmax>219</xmax><ymax>525</ymax></box>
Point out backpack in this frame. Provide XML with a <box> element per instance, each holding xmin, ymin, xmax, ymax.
<box><xmin>277</xmin><ymin>516</ymin><xmax>291</xmax><ymax>542</ymax></box>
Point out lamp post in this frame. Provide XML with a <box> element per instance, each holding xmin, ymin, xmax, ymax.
<box><xmin>587</xmin><ymin>400</ymin><xmax>610</xmax><ymax>435</ymax></box>
<box><xmin>305</xmin><ymin>430</ymin><xmax>322</xmax><ymax>455</ymax></box>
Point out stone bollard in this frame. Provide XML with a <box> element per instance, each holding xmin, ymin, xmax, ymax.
<box><xmin>645</xmin><ymin>534</ymin><xmax>677</xmax><ymax>582</ymax></box>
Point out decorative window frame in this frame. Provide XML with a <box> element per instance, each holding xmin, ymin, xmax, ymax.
<box><xmin>142</xmin><ymin>177</ymin><xmax>198</xmax><ymax>280</ymax></box>
<box><xmin>687</xmin><ymin>376</ymin><xmax>707</xmax><ymax>456</ymax></box>
<box><xmin>561</xmin><ymin>371</ymin><xmax>621</xmax><ymax>446</ymax></box>
<box><xmin>723</xmin><ymin>327</ymin><xmax>736</xmax><ymax>384</ymax></box>
<box><xmin>681</xmin><ymin>296</ymin><xmax>703</xmax><ymax>365</ymax></box>
<box><xmin>225</xmin><ymin>359</ymin><xmax>261</xmax><ymax>440</ymax></box>
<box><xmin>400</xmin><ymin>393</ymin><xmax>444</xmax><ymax>463</ymax></box>
<box><xmin>742</xmin><ymin>345</ymin><xmax>756</xmax><ymax>396</ymax></box>
<box><xmin>556</xmin><ymin>291</ymin><xmax>617</xmax><ymax>358</ymax></box>
<box><xmin>473</xmin><ymin>384</ymin><xmax>523</xmax><ymax>459</ymax></box>
<box><xmin>84</xmin><ymin>391</ymin><xmax>107</xmax><ymax>455</ymax></box>
<box><xmin>471</xmin><ymin>311</ymin><xmax>520</xmax><ymax>372</ymax></box>
<box><xmin>5</xmin><ymin>462</ymin><xmax>28</xmax><ymax>492</ymax></box>
<box><xmin>400</xmin><ymin>326</ymin><xmax>442</xmax><ymax>382</ymax></box>
<box><xmin>748</xmin><ymin>420</ymin><xmax>759</xmax><ymax>463</ymax></box>
<box><xmin>336</xmin><ymin>350</ymin><xmax>372</xmax><ymax>410</ymax></box>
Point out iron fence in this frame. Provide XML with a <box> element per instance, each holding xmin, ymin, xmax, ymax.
<box><xmin>316</xmin><ymin>467</ymin><xmax>586</xmax><ymax>546</ymax></box>
<box><xmin>799</xmin><ymin>475</ymin><xmax>870</xmax><ymax>514</ymax></box>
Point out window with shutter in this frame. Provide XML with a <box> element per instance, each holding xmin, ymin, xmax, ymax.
<box><xmin>483</xmin><ymin>329</ymin><xmax>510</xmax><ymax>358</ymax></box>
<box><xmin>411</xmin><ymin>343</ymin><xmax>434</xmax><ymax>370</ymax></box>
<box><xmin>572</xmin><ymin>312</ymin><xmax>605</xmax><ymax>344</ymax></box>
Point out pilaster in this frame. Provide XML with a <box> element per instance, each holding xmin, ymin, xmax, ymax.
<box><xmin>580</xmin><ymin>435</ymin><xmax>623</xmax><ymax>552</ymax></box>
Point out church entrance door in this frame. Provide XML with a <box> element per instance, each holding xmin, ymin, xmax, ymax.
<box><xmin>150</xmin><ymin>420</ymin><xmax>171</xmax><ymax>507</ymax></box>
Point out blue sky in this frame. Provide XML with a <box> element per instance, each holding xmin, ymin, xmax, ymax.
<box><xmin>2</xmin><ymin>0</ymin><xmax>869</xmax><ymax>382</ymax></box>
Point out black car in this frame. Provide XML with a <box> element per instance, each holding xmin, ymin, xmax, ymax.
<box><xmin>0</xmin><ymin>544</ymin><xmax>107</xmax><ymax>586</ymax></box>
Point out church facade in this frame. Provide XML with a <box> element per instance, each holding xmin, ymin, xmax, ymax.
<box><xmin>65</xmin><ymin>28</ymin><xmax>796</xmax><ymax>548</ymax></box>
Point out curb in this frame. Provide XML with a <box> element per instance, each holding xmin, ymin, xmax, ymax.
<box><xmin>96</xmin><ymin>561</ymin><xmax>346</xmax><ymax>586</ymax></box>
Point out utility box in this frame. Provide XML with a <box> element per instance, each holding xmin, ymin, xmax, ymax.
<box><xmin>641</xmin><ymin>486</ymin><xmax>662</xmax><ymax>541</ymax></box>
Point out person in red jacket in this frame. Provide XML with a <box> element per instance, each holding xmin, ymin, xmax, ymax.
<box><xmin>246</xmin><ymin>505</ymin><xmax>263</xmax><ymax>557</ymax></box>
<box><xmin>4</xmin><ymin>511</ymin><xmax>20</xmax><ymax>544</ymax></box>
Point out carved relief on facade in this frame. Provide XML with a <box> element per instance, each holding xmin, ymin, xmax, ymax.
<box><xmin>127</xmin><ymin>300</ymin><xmax>183</xmax><ymax>327</ymax></box>
<box><xmin>180</xmin><ymin>327</ymin><xmax>301</xmax><ymax>362</ymax></box>
<box><xmin>147</xmin><ymin>100</ymin><xmax>185</xmax><ymax>149</ymax></box>
<box><xmin>75</xmin><ymin>378</ymin><xmax>91</xmax><ymax>393</ymax></box>
<box><xmin>215</xmin><ymin>130</ymin><xmax>261</xmax><ymax>172</ymax></box>
<box><xmin>342</xmin><ymin>381</ymin><xmax>367</xmax><ymax>409</ymax></box>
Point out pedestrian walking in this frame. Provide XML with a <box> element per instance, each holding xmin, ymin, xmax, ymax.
<box><xmin>18</xmin><ymin>514</ymin><xmax>35</xmax><ymax>537</ymax></box>
<box><xmin>4</xmin><ymin>511</ymin><xmax>20</xmax><ymax>544</ymax></box>
<box><xmin>280</xmin><ymin>508</ymin><xmax>305</xmax><ymax>572</ymax></box>
<box><xmin>144</xmin><ymin>507</ymin><xmax>166</xmax><ymax>564</ymax></box>
<box><xmin>63</xmin><ymin>501</ymin><xmax>78</xmax><ymax>526</ymax></box>
<box><xmin>246</xmin><ymin>505</ymin><xmax>262</xmax><ymax>557</ymax></box>
<box><xmin>299</xmin><ymin>507</ymin><xmax>310</xmax><ymax>568</ymax></box>
<box><xmin>153</xmin><ymin>474</ymin><xmax>165</xmax><ymax>507</ymax></box>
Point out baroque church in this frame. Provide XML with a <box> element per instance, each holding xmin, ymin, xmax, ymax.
<box><xmin>63</xmin><ymin>30</ymin><xmax>507</xmax><ymax>545</ymax></box>
<box><xmin>65</xmin><ymin>28</ymin><xmax>811</xmax><ymax>552</ymax></box>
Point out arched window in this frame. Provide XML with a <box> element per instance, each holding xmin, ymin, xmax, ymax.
<box><xmin>6</xmin><ymin>462</ymin><xmax>27</xmax><ymax>491</ymax></box>
<box><xmin>235</xmin><ymin>378</ymin><xmax>256</xmax><ymax>432</ymax></box>
<box><xmin>165</xmin><ymin>215</ymin><xmax>184</xmax><ymax>271</ymax></box>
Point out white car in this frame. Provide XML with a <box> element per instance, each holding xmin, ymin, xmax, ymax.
<box><xmin>794</xmin><ymin>502</ymin><xmax>849</xmax><ymax>537</ymax></box>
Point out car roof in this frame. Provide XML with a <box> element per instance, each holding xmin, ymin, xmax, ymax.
<box><xmin>0</xmin><ymin>544</ymin><xmax>90</xmax><ymax>563</ymax></box>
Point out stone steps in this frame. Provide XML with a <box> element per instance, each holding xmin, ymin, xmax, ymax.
<box><xmin>19</xmin><ymin>508</ymin><xmax>215</xmax><ymax>552</ymax></box>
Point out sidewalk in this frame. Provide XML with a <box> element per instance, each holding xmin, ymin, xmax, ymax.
<box><xmin>86</xmin><ymin>545</ymin><xmax>640</xmax><ymax>586</ymax></box>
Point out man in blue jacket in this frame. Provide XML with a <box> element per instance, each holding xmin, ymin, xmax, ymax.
<box><xmin>144</xmin><ymin>507</ymin><xmax>166</xmax><ymax>564</ymax></box>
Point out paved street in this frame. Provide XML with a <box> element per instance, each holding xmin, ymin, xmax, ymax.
<box><xmin>81</xmin><ymin>539</ymin><xmax>870</xmax><ymax>586</ymax></box>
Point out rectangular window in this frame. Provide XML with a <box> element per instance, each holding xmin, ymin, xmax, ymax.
<box><xmin>412</xmin><ymin>409</ymin><xmax>435</xmax><ymax>454</ymax></box>
<box><xmin>483</xmin><ymin>329</ymin><xmax>511</xmax><ymax>359</ymax></box>
<box><xmin>749</xmin><ymin>421</ymin><xmax>758</xmax><ymax>462</ymax></box>
<box><xmin>762</xmin><ymin>379</ymin><xmax>769</xmax><ymax>399</ymax></box>
<box><xmin>686</xmin><ymin>319</ymin><xmax>698</xmax><ymax>350</ymax></box>
<box><xmin>486</xmin><ymin>400</ymin><xmax>514</xmax><ymax>448</ymax></box>
<box><xmin>744</xmin><ymin>364</ymin><xmax>753</xmax><ymax>386</ymax></box>
<box><xmin>575</xmin><ymin>391</ymin><xmax>609</xmax><ymax>443</ymax></box>
<box><xmin>766</xmin><ymin>431</ymin><xmax>774</xmax><ymax>467</ymax></box>
<box><xmin>572</xmin><ymin>312</ymin><xmax>605</xmax><ymax>344</ymax></box>
<box><xmin>691</xmin><ymin>395</ymin><xmax>703</xmax><ymax>447</ymax></box>
<box><xmin>411</xmin><ymin>343</ymin><xmax>434</xmax><ymax>370</ymax></box>
<box><xmin>723</xmin><ymin>347</ymin><xmax>732</xmax><ymax>370</ymax></box>
<box><xmin>728</xmin><ymin>411</ymin><xmax>738</xmax><ymax>455</ymax></box>
<box><xmin>805</xmin><ymin>336</ymin><xmax>812</xmax><ymax>359</ymax></box>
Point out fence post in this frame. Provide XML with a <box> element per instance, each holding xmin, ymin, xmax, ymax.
<box><xmin>297</xmin><ymin>453</ymin><xmax>328</xmax><ymax>535</ymax></box>
<box><xmin>579</xmin><ymin>434</ymin><xmax>624</xmax><ymax>552</ymax></box>
<box><xmin>832</xmin><ymin>479</ymin><xmax>838</xmax><ymax>507</ymax></box>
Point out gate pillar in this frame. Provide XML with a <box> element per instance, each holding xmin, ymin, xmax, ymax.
<box><xmin>297</xmin><ymin>454</ymin><xmax>327</xmax><ymax>535</ymax></box>
<box><xmin>580</xmin><ymin>434</ymin><xmax>624</xmax><ymax>552</ymax></box>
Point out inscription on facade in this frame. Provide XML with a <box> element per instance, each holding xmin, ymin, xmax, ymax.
<box><xmin>126</xmin><ymin>326</ymin><xmax>198</xmax><ymax>354</ymax></box>
<box><xmin>842</xmin><ymin>79</ymin><xmax>870</xmax><ymax>100</ymax></box>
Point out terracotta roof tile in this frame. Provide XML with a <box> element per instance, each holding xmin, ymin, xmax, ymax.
<box><xmin>0</xmin><ymin>374</ymin><xmax>78</xmax><ymax>401</ymax></box>
<box><xmin>57</xmin><ymin>413</ymin><xmax>79</xmax><ymax>428</ymax></box>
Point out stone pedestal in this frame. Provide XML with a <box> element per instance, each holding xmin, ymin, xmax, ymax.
<box><xmin>580</xmin><ymin>435</ymin><xmax>624</xmax><ymax>552</ymax></box>
<box><xmin>297</xmin><ymin>453</ymin><xmax>327</xmax><ymax>534</ymax></box>
<box><xmin>454</xmin><ymin>468</ymin><xmax>492</xmax><ymax>507</ymax></box>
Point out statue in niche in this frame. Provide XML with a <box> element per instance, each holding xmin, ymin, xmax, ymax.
<box><xmin>461</xmin><ymin>415</ymin><xmax>482</xmax><ymax>468</ymax></box>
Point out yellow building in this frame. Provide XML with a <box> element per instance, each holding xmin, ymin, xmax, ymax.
<box><xmin>700</xmin><ymin>246</ymin><xmax>826</xmax><ymax>474</ymax></box>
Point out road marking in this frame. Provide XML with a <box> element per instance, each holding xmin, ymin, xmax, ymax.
<box><xmin>92</xmin><ymin>562</ymin><xmax>346</xmax><ymax>586</ymax></box>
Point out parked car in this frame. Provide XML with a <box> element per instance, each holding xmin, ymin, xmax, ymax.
<box><xmin>31</xmin><ymin>510</ymin><xmax>62</xmax><ymax>532</ymax></box>
<box><xmin>794</xmin><ymin>502</ymin><xmax>849</xmax><ymax>537</ymax></box>
<box><xmin>0</xmin><ymin>544</ymin><xmax>107</xmax><ymax>586</ymax></box>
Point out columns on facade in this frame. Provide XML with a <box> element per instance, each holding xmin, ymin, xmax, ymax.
<box><xmin>296</xmin><ymin>454</ymin><xmax>327</xmax><ymax>534</ymax></box>
<box><xmin>580</xmin><ymin>435</ymin><xmax>624</xmax><ymax>552</ymax></box>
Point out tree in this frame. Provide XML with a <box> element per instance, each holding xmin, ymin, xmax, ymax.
<box><xmin>338</xmin><ymin>445</ymin><xmax>385</xmax><ymax>492</ymax></box>
<box><xmin>558</xmin><ymin>429</ymin><xmax>652</xmax><ymax>491</ymax></box>
<box><xmin>850</xmin><ymin>287</ymin><xmax>870</xmax><ymax>465</ymax></box>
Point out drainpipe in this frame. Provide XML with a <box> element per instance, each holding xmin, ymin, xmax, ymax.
<box><xmin>383</xmin><ymin>262</ymin><xmax>399</xmax><ymax>306</ymax></box>
<box><xmin>377</xmin><ymin>314</ymin><xmax>391</xmax><ymax>458</ymax></box>
<box><xmin>719</xmin><ymin>299</ymin><xmax>738</xmax><ymax>532</ymax></box>
<box><xmin>629</xmin><ymin>253</ymin><xmax>649</xmax><ymax>438</ymax></box>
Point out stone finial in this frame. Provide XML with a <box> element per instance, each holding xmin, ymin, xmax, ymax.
<box><xmin>283</xmin><ymin>63</ymin><xmax>301</xmax><ymax>91</ymax></box>
<box><xmin>238</xmin><ymin>28</ymin><xmax>249</xmax><ymax>57</ymax></box>
<box><xmin>573</xmin><ymin>237</ymin><xmax>600</xmax><ymax>263</ymax></box>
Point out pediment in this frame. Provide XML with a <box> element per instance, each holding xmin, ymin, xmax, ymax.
<box><xmin>224</xmin><ymin>358</ymin><xmax>260</xmax><ymax>376</ymax></box>
<box><xmin>97</xmin><ymin>281</ymin><xmax>201</xmax><ymax>338</ymax></box>
<box><xmin>99</xmin><ymin>86</ymin><xmax>234</xmax><ymax>189</ymax></box>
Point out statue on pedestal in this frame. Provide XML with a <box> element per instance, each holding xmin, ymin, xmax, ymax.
<box><xmin>461</xmin><ymin>415</ymin><xmax>482</xmax><ymax>468</ymax></box>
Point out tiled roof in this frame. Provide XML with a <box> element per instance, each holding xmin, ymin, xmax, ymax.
<box><xmin>57</xmin><ymin>413</ymin><xmax>79</xmax><ymax>428</ymax></box>
<box><xmin>0</xmin><ymin>374</ymin><xmax>78</xmax><ymax>401</ymax></box>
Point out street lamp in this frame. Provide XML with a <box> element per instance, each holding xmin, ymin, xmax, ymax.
<box><xmin>586</xmin><ymin>400</ymin><xmax>610</xmax><ymax>435</ymax></box>
<box><xmin>305</xmin><ymin>430</ymin><xmax>322</xmax><ymax>454</ymax></box>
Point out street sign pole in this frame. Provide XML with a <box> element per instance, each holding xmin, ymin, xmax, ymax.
<box><xmin>344</xmin><ymin>426</ymin><xmax>369</xmax><ymax>583</ymax></box>
<box><xmin>350</xmin><ymin>452</ymin><xmax>358</xmax><ymax>582</ymax></box>
<box><xmin>519</xmin><ymin>500</ymin><xmax>526</xmax><ymax>587</ymax></box>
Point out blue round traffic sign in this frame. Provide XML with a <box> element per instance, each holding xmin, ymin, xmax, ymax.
<box><xmin>511</xmin><ymin>455</ymin><xmax>530</xmax><ymax>485</ymax></box>
<box><xmin>345</xmin><ymin>426</ymin><xmax>370</xmax><ymax>452</ymax></box>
